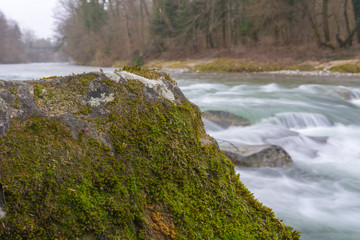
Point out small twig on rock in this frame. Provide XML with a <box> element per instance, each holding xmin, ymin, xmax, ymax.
<box><xmin>216</xmin><ymin>139</ymin><xmax>240</xmax><ymax>152</ymax></box>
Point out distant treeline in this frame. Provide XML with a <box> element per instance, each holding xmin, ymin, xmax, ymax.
<box><xmin>0</xmin><ymin>11</ymin><xmax>60</xmax><ymax>64</ymax></box>
<box><xmin>56</xmin><ymin>0</ymin><xmax>360</xmax><ymax>65</ymax></box>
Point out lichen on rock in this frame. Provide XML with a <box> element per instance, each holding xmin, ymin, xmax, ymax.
<box><xmin>0</xmin><ymin>66</ymin><xmax>300</xmax><ymax>239</ymax></box>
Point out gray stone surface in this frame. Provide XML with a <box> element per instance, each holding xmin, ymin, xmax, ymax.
<box><xmin>334</xmin><ymin>88</ymin><xmax>357</xmax><ymax>100</ymax></box>
<box><xmin>0</xmin><ymin>71</ymin><xmax>188</xmax><ymax>140</ymax></box>
<box><xmin>202</xmin><ymin>110</ymin><xmax>250</xmax><ymax>128</ymax></box>
<box><xmin>221</xmin><ymin>144</ymin><xmax>293</xmax><ymax>168</ymax></box>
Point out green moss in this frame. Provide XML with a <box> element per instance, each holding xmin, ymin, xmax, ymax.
<box><xmin>285</xmin><ymin>64</ymin><xmax>319</xmax><ymax>71</ymax></box>
<box><xmin>163</xmin><ymin>72</ymin><xmax>177</xmax><ymax>85</ymax></box>
<box><xmin>0</xmin><ymin>118</ymin><xmax>132</xmax><ymax>239</ymax></box>
<box><xmin>120</xmin><ymin>65</ymin><xmax>162</xmax><ymax>79</ymax></box>
<box><xmin>166</xmin><ymin>61</ymin><xmax>188</xmax><ymax>69</ymax></box>
<box><xmin>40</xmin><ymin>76</ymin><xmax>62</xmax><ymax>80</ymax></box>
<box><xmin>329</xmin><ymin>62</ymin><xmax>360</xmax><ymax>73</ymax></box>
<box><xmin>78</xmin><ymin>105</ymin><xmax>92</xmax><ymax>115</ymax></box>
<box><xmin>10</xmin><ymin>87</ymin><xmax>17</xmax><ymax>95</ymax></box>
<box><xmin>0</xmin><ymin>69</ymin><xmax>300</xmax><ymax>239</ymax></box>
<box><xmin>193</xmin><ymin>58</ymin><xmax>319</xmax><ymax>73</ymax></box>
<box><xmin>77</xmin><ymin>75</ymin><xmax>96</xmax><ymax>93</ymax></box>
<box><xmin>32</xmin><ymin>73</ymin><xmax>98</xmax><ymax>116</ymax></box>
<box><xmin>33</xmin><ymin>84</ymin><xmax>46</xmax><ymax>98</ymax></box>
<box><xmin>9</xmin><ymin>87</ymin><xmax>20</xmax><ymax>109</ymax></box>
<box><xmin>193</xmin><ymin>59</ymin><xmax>264</xmax><ymax>72</ymax></box>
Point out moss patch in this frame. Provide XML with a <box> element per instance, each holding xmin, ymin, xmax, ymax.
<box><xmin>193</xmin><ymin>58</ymin><xmax>318</xmax><ymax>73</ymax></box>
<box><xmin>193</xmin><ymin>59</ymin><xmax>264</xmax><ymax>72</ymax></box>
<box><xmin>33</xmin><ymin>84</ymin><xmax>46</xmax><ymax>98</ymax></box>
<box><xmin>120</xmin><ymin>65</ymin><xmax>162</xmax><ymax>80</ymax></box>
<box><xmin>40</xmin><ymin>76</ymin><xmax>63</xmax><ymax>80</ymax></box>
<box><xmin>329</xmin><ymin>62</ymin><xmax>360</xmax><ymax>73</ymax></box>
<box><xmin>145</xmin><ymin>58</ymin><xmax>319</xmax><ymax>73</ymax></box>
<box><xmin>32</xmin><ymin>73</ymin><xmax>98</xmax><ymax>116</ymax></box>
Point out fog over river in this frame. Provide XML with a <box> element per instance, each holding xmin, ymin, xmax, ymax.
<box><xmin>1</xmin><ymin>63</ymin><xmax>360</xmax><ymax>239</ymax></box>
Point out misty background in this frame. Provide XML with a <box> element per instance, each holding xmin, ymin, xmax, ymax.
<box><xmin>1</xmin><ymin>0</ymin><xmax>360</xmax><ymax>66</ymax></box>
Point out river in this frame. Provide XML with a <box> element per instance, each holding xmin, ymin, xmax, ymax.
<box><xmin>1</xmin><ymin>62</ymin><xmax>360</xmax><ymax>239</ymax></box>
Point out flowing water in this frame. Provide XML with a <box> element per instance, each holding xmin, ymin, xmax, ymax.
<box><xmin>172</xmin><ymin>70</ymin><xmax>360</xmax><ymax>240</ymax></box>
<box><xmin>0</xmin><ymin>62</ymin><xmax>115</xmax><ymax>80</ymax></box>
<box><xmin>2</xmin><ymin>63</ymin><xmax>360</xmax><ymax>239</ymax></box>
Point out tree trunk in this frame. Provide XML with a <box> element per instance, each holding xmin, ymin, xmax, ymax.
<box><xmin>337</xmin><ymin>17</ymin><xmax>360</xmax><ymax>47</ymax></box>
<box><xmin>140</xmin><ymin>0</ymin><xmax>145</xmax><ymax>51</ymax></box>
<box><xmin>303</xmin><ymin>1</ymin><xmax>322</xmax><ymax>45</ymax></box>
<box><xmin>206</xmin><ymin>0</ymin><xmax>215</xmax><ymax>48</ymax></box>
<box><xmin>226</xmin><ymin>0</ymin><xmax>232</xmax><ymax>48</ymax></box>
<box><xmin>322</xmin><ymin>0</ymin><xmax>331</xmax><ymax>43</ymax></box>
<box><xmin>152</xmin><ymin>0</ymin><xmax>175</xmax><ymax>33</ymax></box>
<box><xmin>352</xmin><ymin>0</ymin><xmax>360</xmax><ymax>42</ymax></box>
<box><xmin>141</xmin><ymin>0</ymin><xmax>150</xmax><ymax>18</ymax></box>
<box><xmin>344</xmin><ymin>0</ymin><xmax>351</xmax><ymax>35</ymax></box>
<box><xmin>222</xmin><ymin>5</ymin><xmax>226</xmax><ymax>48</ymax></box>
<box><xmin>124</xmin><ymin>4</ymin><xmax>133</xmax><ymax>56</ymax></box>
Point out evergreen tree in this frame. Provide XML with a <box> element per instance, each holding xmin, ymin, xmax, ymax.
<box><xmin>80</xmin><ymin>0</ymin><xmax>107</xmax><ymax>32</ymax></box>
<box><xmin>353</xmin><ymin>0</ymin><xmax>360</xmax><ymax>42</ymax></box>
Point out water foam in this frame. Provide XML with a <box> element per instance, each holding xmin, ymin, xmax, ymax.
<box><xmin>264</xmin><ymin>112</ymin><xmax>334</xmax><ymax>129</ymax></box>
<box><xmin>179</xmin><ymin>74</ymin><xmax>360</xmax><ymax>240</ymax></box>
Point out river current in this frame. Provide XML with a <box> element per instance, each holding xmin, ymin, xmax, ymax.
<box><xmin>1</xmin><ymin>63</ymin><xmax>360</xmax><ymax>239</ymax></box>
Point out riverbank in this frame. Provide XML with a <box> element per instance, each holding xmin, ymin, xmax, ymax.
<box><xmin>113</xmin><ymin>46</ymin><xmax>360</xmax><ymax>74</ymax></box>
<box><xmin>141</xmin><ymin>58</ymin><xmax>360</xmax><ymax>74</ymax></box>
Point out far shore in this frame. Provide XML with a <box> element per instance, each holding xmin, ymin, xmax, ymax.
<box><xmin>112</xmin><ymin>46</ymin><xmax>360</xmax><ymax>75</ymax></box>
<box><xmin>134</xmin><ymin>58</ymin><xmax>360</xmax><ymax>75</ymax></box>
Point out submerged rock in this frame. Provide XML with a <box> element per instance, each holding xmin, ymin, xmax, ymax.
<box><xmin>221</xmin><ymin>143</ymin><xmax>293</xmax><ymax>168</ymax></box>
<box><xmin>0</xmin><ymin>67</ymin><xmax>299</xmax><ymax>239</ymax></box>
<box><xmin>202</xmin><ymin>110</ymin><xmax>251</xmax><ymax>128</ymax></box>
<box><xmin>308</xmin><ymin>135</ymin><xmax>328</xmax><ymax>144</ymax></box>
<box><xmin>335</xmin><ymin>88</ymin><xmax>357</xmax><ymax>100</ymax></box>
<box><xmin>328</xmin><ymin>88</ymin><xmax>357</xmax><ymax>101</ymax></box>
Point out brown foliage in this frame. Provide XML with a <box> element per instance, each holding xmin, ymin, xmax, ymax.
<box><xmin>55</xmin><ymin>0</ymin><xmax>360</xmax><ymax>65</ymax></box>
<box><xmin>0</xmin><ymin>11</ymin><xmax>25</xmax><ymax>63</ymax></box>
<box><xmin>56</xmin><ymin>0</ymin><xmax>150</xmax><ymax>66</ymax></box>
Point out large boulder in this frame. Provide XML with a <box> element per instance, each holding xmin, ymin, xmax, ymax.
<box><xmin>221</xmin><ymin>144</ymin><xmax>293</xmax><ymax>168</ymax></box>
<box><xmin>202</xmin><ymin>110</ymin><xmax>250</xmax><ymax>128</ymax></box>
<box><xmin>0</xmin><ymin>67</ymin><xmax>299</xmax><ymax>239</ymax></box>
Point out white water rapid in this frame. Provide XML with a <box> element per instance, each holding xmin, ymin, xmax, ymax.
<box><xmin>173</xmin><ymin>71</ymin><xmax>360</xmax><ymax>240</ymax></box>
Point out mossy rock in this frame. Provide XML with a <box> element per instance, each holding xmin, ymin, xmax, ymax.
<box><xmin>0</xmin><ymin>66</ymin><xmax>300</xmax><ymax>239</ymax></box>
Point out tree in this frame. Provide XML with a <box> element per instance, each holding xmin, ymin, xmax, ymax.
<box><xmin>55</xmin><ymin>0</ymin><xmax>360</xmax><ymax>64</ymax></box>
<box><xmin>353</xmin><ymin>0</ymin><xmax>360</xmax><ymax>42</ymax></box>
<box><xmin>0</xmin><ymin>11</ymin><xmax>25</xmax><ymax>63</ymax></box>
<box><xmin>302</xmin><ymin>0</ymin><xmax>360</xmax><ymax>49</ymax></box>
<box><xmin>56</xmin><ymin>0</ymin><xmax>151</xmax><ymax>65</ymax></box>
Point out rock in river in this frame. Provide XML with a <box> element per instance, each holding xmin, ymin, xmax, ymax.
<box><xmin>221</xmin><ymin>143</ymin><xmax>293</xmax><ymax>168</ymax></box>
<box><xmin>202</xmin><ymin>110</ymin><xmax>250</xmax><ymax>128</ymax></box>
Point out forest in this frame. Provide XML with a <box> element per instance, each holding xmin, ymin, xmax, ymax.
<box><xmin>2</xmin><ymin>0</ymin><xmax>360</xmax><ymax>65</ymax></box>
<box><xmin>54</xmin><ymin>0</ymin><xmax>360</xmax><ymax>66</ymax></box>
<box><xmin>0</xmin><ymin>11</ymin><xmax>60</xmax><ymax>63</ymax></box>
